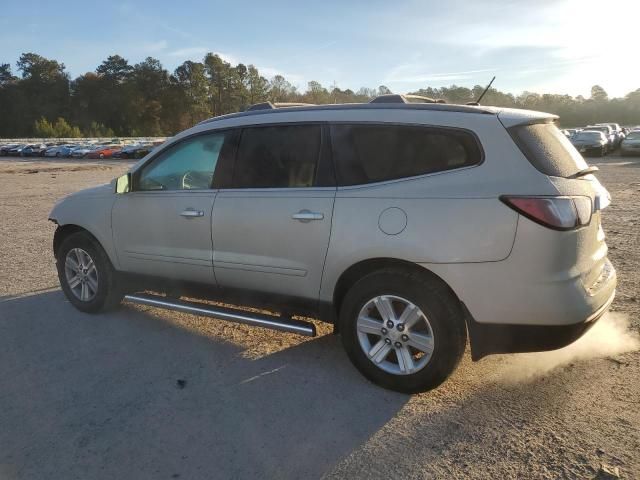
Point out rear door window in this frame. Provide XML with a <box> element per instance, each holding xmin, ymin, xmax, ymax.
<box><xmin>330</xmin><ymin>124</ymin><xmax>482</xmax><ymax>186</ymax></box>
<box><xmin>508</xmin><ymin>123</ymin><xmax>588</xmax><ymax>178</ymax></box>
<box><xmin>233</xmin><ymin>125</ymin><xmax>321</xmax><ymax>188</ymax></box>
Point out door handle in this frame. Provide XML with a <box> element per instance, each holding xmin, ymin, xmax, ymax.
<box><xmin>180</xmin><ymin>209</ymin><xmax>204</xmax><ymax>218</ymax></box>
<box><xmin>292</xmin><ymin>210</ymin><xmax>324</xmax><ymax>222</ymax></box>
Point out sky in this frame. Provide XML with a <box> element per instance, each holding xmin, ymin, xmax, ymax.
<box><xmin>1</xmin><ymin>0</ymin><xmax>639</xmax><ymax>98</ymax></box>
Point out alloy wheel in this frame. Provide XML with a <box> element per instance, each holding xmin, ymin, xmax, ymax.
<box><xmin>64</xmin><ymin>248</ymin><xmax>99</xmax><ymax>302</ymax></box>
<box><xmin>356</xmin><ymin>295</ymin><xmax>435</xmax><ymax>375</ymax></box>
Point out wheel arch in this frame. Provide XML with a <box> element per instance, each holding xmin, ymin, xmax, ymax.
<box><xmin>53</xmin><ymin>224</ymin><xmax>110</xmax><ymax>262</ymax></box>
<box><xmin>330</xmin><ymin>257</ymin><xmax>463</xmax><ymax>329</ymax></box>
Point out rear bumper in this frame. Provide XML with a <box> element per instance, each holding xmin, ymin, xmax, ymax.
<box><xmin>620</xmin><ymin>146</ymin><xmax>640</xmax><ymax>155</ymax></box>
<box><xmin>574</xmin><ymin>145</ymin><xmax>603</xmax><ymax>154</ymax></box>
<box><xmin>467</xmin><ymin>289</ymin><xmax>615</xmax><ymax>360</ymax></box>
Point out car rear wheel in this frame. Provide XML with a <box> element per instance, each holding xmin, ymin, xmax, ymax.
<box><xmin>56</xmin><ymin>231</ymin><xmax>122</xmax><ymax>313</ymax></box>
<box><xmin>339</xmin><ymin>268</ymin><xmax>467</xmax><ymax>393</ymax></box>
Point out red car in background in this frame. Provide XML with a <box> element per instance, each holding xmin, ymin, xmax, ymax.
<box><xmin>86</xmin><ymin>145</ymin><xmax>122</xmax><ymax>159</ymax></box>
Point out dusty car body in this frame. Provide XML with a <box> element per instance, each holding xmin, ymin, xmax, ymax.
<box><xmin>50</xmin><ymin>97</ymin><xmax>616</xmax><ymax>392</ymax></box>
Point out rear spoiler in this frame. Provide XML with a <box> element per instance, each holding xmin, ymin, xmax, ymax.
<box><xmin>497</xmin><ymin>108</ymin><xmax>558</xmax><ymax>128</ymax></box>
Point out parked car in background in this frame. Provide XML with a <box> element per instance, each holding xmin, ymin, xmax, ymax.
<box><xmin>570</xmin><ymin>131</ymin><xmax>608</xmax><ymax>156</ymax></box>
<box><xmin>44</xmin><ymin>145</ymin><xmax>78</xmax><ymax>158</ymax></box>
<box><xmin>112</xmin><ymin>144</ymin><xmax>140</xmax><ymax>159</ymax></box>
<box><xmin>620</xmin><ymin>131</ymin><xmax>640</xmax><ymax>156</ymax></box>
<box><xmin>584</xmin><ymin>126</ymin><xmax>616</xmax><ymax>150</ymax></box>
<box><xmin>596</xmin><ymin>123</ymin><xmax>624</xmax><ymax>148</ymax></box>
<box><xmin>70</xmin><ymin>145</ymin><xmax>97</xmax><ymax>158</ymax></box>
<box><xmin>7</xmin><ymin>144</ymin><xmax>27</xmax><ymax>156</ymax></box>
<box><xmin>128</xmin><ymin>141</ymin><xmax>164</xmax><ymax>158</ymax></box>
<box><xmin>43</xmin><ymin>146</ymin><xmax>59</xmax><ymax>157</ymax></box>
<box><xmin>21</xmin><ymin>144</ymin><xmax>48</xmax><ymax>157</ymax></box>
<box><xmin>86</xmin><ymin>145</ymin><xmax>122</xmax><ymax>159</ymax></box>
<box><xmin>0</xmin><ymin>144</ymin><xmax>20</xmax><ymax>156</ymax></box>
<box><xmin>565</xmin><ymin>128</ymin><xmax>580</xmax><ymax>138</ymax></box>
<box><xmin>114</xmin><ymin>143</ymin><xmax>155</xmax><ymax>159</ymax></box>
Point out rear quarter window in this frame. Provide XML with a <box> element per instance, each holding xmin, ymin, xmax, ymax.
<box><xmin>508</xmin><ymin>123</ymin><xmax>588</xmax><ymax>178</ymax></box>
<box><xmin>330</xmin><ymin>124</ymin><xmax>482</xmax><ymax>186</ymax></box>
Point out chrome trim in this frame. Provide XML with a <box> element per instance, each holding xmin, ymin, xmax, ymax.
<box><xmin>124</xmin><ymin>293</ymin><xmax>316</xmax><ymax>337</ymax></box>
<box><xmin>292</xmin><ymin>210</ymin><xmax>324</xmax><ymax>222</ymax></box>
<box><xmin>585</xmin><ymin>289</ymin><xmax>616</xmax><ymax>324</ymax></box>
<box><xmin>180</xmin><ymin>209</ymin><xmax>205</xmax><ymax>218</ymax></box>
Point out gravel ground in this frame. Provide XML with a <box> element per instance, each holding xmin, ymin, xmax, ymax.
<box><xmin>0</xmin><ymin>155</ymin><xmax>638</xmax><ymax>479</ymax></box>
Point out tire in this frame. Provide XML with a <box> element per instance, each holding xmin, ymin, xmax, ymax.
<box><xmin>339</xmin><ymin>268</ymin><xmax>467</xmax><ymax>393</ymax></box>
<box><xmin>56</xmin><ymin>231</ymin><xmax>122</xmax><ymax>313</ymax></box>
<box><xmin>599</xmin><ymin>147</ymin><xmax>605</xmax><ymax>157</ymax></box>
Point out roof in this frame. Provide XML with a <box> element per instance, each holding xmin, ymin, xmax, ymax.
<box><xmin>198</xmin><ymin>102</ymin><xmax>496</xmax><ymax>126</ymax></box>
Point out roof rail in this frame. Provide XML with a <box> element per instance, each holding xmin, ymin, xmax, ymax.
<box><xmin>245</xmin><ymin>101</ymin><xmax>316</xmax><ymax>112</ymax></box>
<box><xmin>274</xmin><ymin>102</ymin><xmax>316</xmax><ymax>108</ymax></box>
<box><xmin>246</xmin><ymin>102</ymin><xmax>275</xmax><ymax>111</ymax></box>
<box><xmin>404</xmin><ymin>94</ymin><xmax>439</xmax><ymax>103</ymax></box>
<box><xmin>369</xmin><ymin>94</ymin><xmax>445</xmax><ymax>104</ymax></box>
<box><xmin>198</xmin><ymin>102</ymin><xmax>494</xmax><ymax>126</ymax></box>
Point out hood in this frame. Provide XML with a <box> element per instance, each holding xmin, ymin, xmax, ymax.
<box><xmin>66</xmin><ymin>183</ymin><xmax>113</xmax><ymax>199</ymax></box>
<box><xmin>49</xmin><ymin>183</ymin><xmax>114</xmax><ymax>223</ymax></box>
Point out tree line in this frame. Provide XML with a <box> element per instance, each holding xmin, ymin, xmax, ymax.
<box><xmin>1</xmin><ymin>52</ymin><xmax>639</xmax><ymax>138</ymax></box>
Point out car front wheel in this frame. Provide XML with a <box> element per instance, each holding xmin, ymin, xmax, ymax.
<box><xmin>56</xmin><ymin>231</ymin><xmax>122</xmax><ymax>313</ymax></box>
<box><xmin>339</xmin><ymin>269</ymin><xmax>467</xmax><ymax>393</ymax></box>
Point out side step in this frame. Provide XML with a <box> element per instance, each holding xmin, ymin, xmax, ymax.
<box><xmin>124</xmin><ymin>293</ymin><xmax>317</xmax><ymax>337</ymax></box>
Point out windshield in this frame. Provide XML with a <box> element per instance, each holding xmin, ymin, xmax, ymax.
<box><xmin>626</xmin><ymin>133</ymin><xmax>640</xmax><ymax>140</ymax></box>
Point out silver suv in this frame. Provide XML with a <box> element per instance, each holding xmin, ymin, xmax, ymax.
<box><xmin>50</xmin><ymin>95</ymin><xmax>616</xmax><ymax>393</ymax></box>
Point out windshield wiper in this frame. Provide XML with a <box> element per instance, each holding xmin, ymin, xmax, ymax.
<box><xmin>568</xmin><ymin>165</ymin><xmax>599</xmax><ymax>179</ymax></box>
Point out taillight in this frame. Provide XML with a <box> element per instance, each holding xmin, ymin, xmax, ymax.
<box><xmin>500</xmin><ymin>196</ymin><xmax>592</xmax><ymax>231</ymax></box>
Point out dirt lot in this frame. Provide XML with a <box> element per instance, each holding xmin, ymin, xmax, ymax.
<box><xmin>0</xmin><ymin>155</ymin><xmax>638</xmax><ymax>479</ymax></box>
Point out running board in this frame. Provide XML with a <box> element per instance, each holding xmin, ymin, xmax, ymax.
<box><xmin>124</xmin><ymin>293</ymin><xmax>317</xmax><ymax>337</ymax></box>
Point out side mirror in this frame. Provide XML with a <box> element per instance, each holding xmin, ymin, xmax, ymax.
<box><xmin>115</xmin><ymin>173</ymin><xmax>131</xmax><ymax>194</ymax></box>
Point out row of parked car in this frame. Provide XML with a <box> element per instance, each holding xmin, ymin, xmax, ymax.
<box><xmin>0</xmin><ymin>140</ymin><xmax>164</xmax><ymax>159</ymax></box>
<box><xmin>562</xmin><ymin>123</ymin><xmax>640</xmax><ymax>157</ymax></box>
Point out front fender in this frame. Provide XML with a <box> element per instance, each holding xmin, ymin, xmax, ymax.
<box><xmin>49</xmin><ymin>186</ymin><xmax>120</xmax><ymax>269</ymax></box>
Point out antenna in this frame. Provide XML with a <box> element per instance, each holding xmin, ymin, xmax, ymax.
<box><xmin>474</xmin><ymin>76</ymin><xmax>496</xmax><ymax>105</ymax></box>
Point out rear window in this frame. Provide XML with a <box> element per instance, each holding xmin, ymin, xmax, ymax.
<box><xmin>330</xmin><ymin>124</ymin><xmax>482</xmax><ymax>186</ymax></box>
<box><xmin>509</xmin><ymin>123</ymin><xmax>588</xmax><ymax>178</ymax></box>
